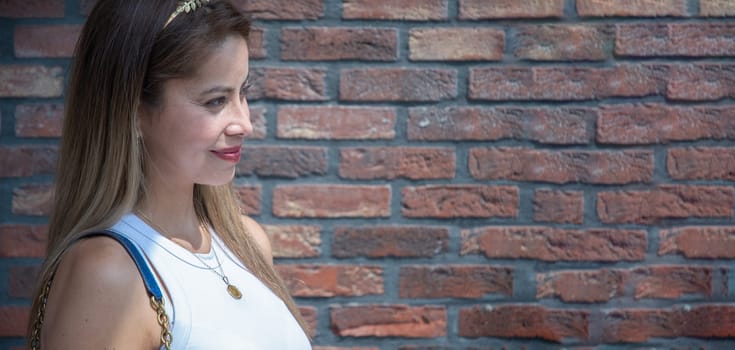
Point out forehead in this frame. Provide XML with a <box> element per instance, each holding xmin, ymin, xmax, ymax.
<box><xmin>185</xmin><ymin>35</ymin><xmax>250</xmax><ymax>86</ymax></box>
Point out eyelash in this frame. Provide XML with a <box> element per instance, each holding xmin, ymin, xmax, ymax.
<box><xmin>204</xmin><ymin>82</ymin><xmax>251</xmax><ymax>109</ymax></box>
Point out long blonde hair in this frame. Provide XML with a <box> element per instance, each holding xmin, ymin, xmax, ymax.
<box><xmin>28</xmin><ymin>0</ymin><xmax>309</xmax><ymax>343</ymax></box>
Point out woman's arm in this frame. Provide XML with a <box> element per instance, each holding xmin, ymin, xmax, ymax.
<box><xmin>41</xmin><ymin>236</ymin><xmax>161</xmax><ymax>349</ymax></box>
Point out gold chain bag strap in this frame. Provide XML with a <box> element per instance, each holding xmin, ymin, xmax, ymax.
<box><xmin>29</xmin><ymin>231</ymin><xmax>172</xmax><ymax>349</ymax></box>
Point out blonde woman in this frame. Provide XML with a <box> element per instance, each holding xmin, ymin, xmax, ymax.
<box><xmin>27</xmin><ymin>0</ymin><xmax>311</xmax><ymax>348</ymax></box>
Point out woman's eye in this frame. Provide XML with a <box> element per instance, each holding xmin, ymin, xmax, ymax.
<box><xmin>205</xmin><ymin>97</ymin><xmax>227</xmax><ymax>107</ymax></box>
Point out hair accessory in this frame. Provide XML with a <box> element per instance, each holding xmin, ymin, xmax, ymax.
<box><xmin>165</xmin><ymin>0</ymin><xmax>210</xmax><ymax>27</ymax></box>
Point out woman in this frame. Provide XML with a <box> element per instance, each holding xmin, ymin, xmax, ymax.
<box><xmin>27</xmin><ymin>0</ymin><xmax>311</xmax><ymax>348</ymax></box>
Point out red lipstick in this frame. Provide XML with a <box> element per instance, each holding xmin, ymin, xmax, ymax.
<box><xmin>211</xmin><ymin>146</ymin><xmax>241</xmax><ymax>162</ymax></box>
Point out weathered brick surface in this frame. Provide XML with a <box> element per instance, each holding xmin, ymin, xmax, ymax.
<box><xmin>14</xmin><ymin>25</ymin><xmax>81</xmax><ymax>57</ymax></box>
<box><xmin>233</xmin><ymin>185</ymin><xmax>261</xmax><ymax>215</ymax></box>
<box><xmin>247</xmin><ymin>105</ymin><xmax>267</xmax><ymax>139</ymax></box>
<box><xmin>281</xmin><ymin>27</ymin><xmax>397</xmax><ymax>61</ymax></box>
<box><xmin>340</xmin><ymin>68</ymin><xmax>457</xmax><ymax>102</ymax></box>
<box><xmin>469</xmin><ymin>65</ymin><xmax>665</xmax><ymax>101</ymax></box>
<box><xmin>0</xmin><ymin>65</ymin><xmax>64</xmax><ymax>97</ymax></box>
<box><xmin>461</xmin><ymin>227</ymin><xmax>647</xmax><ymax>261</ymax></box>
<box><xmin>659</xmin><ymin>227</ymin><xmax>735</xmax><ymax>259</ymax></box>
<box><xmin>459</xmin><ymin>0</ymin><xmax>564</xmax><ymax>19</ymax></box>
<box><xmin>240</xmin><ymin>0</ymin><xmax>323</xmax><ymax>20</ymax></box>
<box><xmin>407</xmin><ymin>106</ymin><xmax>592</xmax><ymax>144</ymax></box>
<box><xmin>248</xmin><ymin>67</ymin><xmax>328</xmax><ymax>101</ymax></box>
<box><xmin>701</xmin><ymin>0</ymin><xmax>735</xmax><ymax>16</ymax></box>
<box><xmin>277</xmin><ymin>106</ymin><xmax>395</xmax><ymax>140</ymax></box>
<box><xmin>469</xmin><ymin>148</ymin><xmax>653</xmax><ymax>184</ymax></box>
<box><xmin>616</xmin><ymin>24</ymin><xmax>735</xmax><ymax>57</ymax></box>
<box><xmin>342</xmin><ymin>0</ymin><xmax>447</xmax><ymax>20</ymax></box>
<box><xmin>9</xmin><ymin>264</ymin><xmax>41</xmax><ymax>298</ymax></box>
<box><xmin>0</xmin><ymin>225</ymin><xmax>47</xmax><ymax>258</ymax></box>
<box><xmin>399</xmin><ymin>265</ymin><xmax>513</xmax><ymax>298</ymax></box>
<box><xmin>237</xmin><ymin>145</ymin><xmax>327</xmax><ymax>178</ymax></box>
<box><xmin>0</xmin><ymin>146</ymin><xmax>57</xmax><ymax>177</ymax></box>
<box><xmin>340</xmin><ymin>147</ymin><xmax>455</xmax><ymax>180</ymax></box>
<box><xmin>601</xmin><ymin>306</ymin><xmax>735</xmax><ymax>342</ymax></box>
<box><xmin>402</xmin><ymin>185</ymin><xmax>518</xmax><ymax>218</ymax></box>
<box><xmin>516</xmin><ymin>25</ymin><xmax>613</xmax><ymax>61</ymax></box>
<box><xmin>597</xmin><ymin>104</ymin><xmax>735</xmax><ymax>144</ymax></box>
<box><xmin>15</xmin><ymin>103</ymin><xmax>64</xmax><ymax>137</ymax></box>
<box><xmin>0</xmin><ymin>0</ymin><xmax>64</xmax><ymax>18</ymax></box>
<box><xmin>332</xmin><ymin>226</ymin><xmax>449</xmax><ymax>258</ymax></box>
<box><xmin>0</xmin><ymin>306</ymin><xmax>30</xmax><ymax>336</ymax></box>
<box><xmin>273</xmin><ymin>185</ymin><xmax>390</xmax><ymax>218</ymax></box>
<box><xmin>409</xmin><ymin>28</ymin><xmax>504</xmax><ymax>61</ymax></box>
<box><xmin>577</xmin><ymin>0</ymin><xmax>688</xmax><ymax>17</ymax></box>
<box><xmin>276</xmin><ymin>264</ymin><xmax>383</xmax><ymax>297</ymax></box>
<box><xmin>667</xmin><ymin>64</ymin><xmax>735</xmax><ymax>100</ymax></box>
<box><xmin>330</xmin><ymin>305</ymin><xmax>446</xmax><ymax>338</ymax></box>
<box><xmin>533</xmin><ymin>190</ymin><xmax>584</xmax><ymax>224</ymax></box>
<box><xmin>12</xmin><ymin>184</ymin><xmax>53</xmax><ymax>216</ymax></box>
<box><xmin>264</xmin><ymin>225</ymin><xmax>321</xmax><ymax>258</ymax></box>
<box><xmin>668</xmin><ymin>147</ymin><xmax>735</xmax><ymax>180</ymax></box>
<box><xmin>598</xmin><ymin>186</ymin><xmax>734</xmax><ymax>224</ymax></box>
<box><xmin>458</xmin><ymin>305</ymin><xmax>589</xmax><ymax>342</ymax></box>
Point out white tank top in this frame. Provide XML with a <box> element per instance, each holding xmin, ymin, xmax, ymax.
<box><xmin>110</xmin><ymin>213</ymin><xmax>312</xmax><ymax>350</ymax></box>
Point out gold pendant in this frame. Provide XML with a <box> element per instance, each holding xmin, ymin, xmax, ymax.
<box><xmin>227</xmin><ymin>284</ymin><xmax>242</xmax><ymax>299</ymax></box>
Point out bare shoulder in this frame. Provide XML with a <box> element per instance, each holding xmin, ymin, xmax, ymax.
<box><xmin>241</xmin><ymin>215</ymin><xmax>273</xmax><ymax>263</ymax></box>
<box><xmin>42</xmin><ymin>235</ymin><xmax>159</xmax><ymax>349</ymax></box>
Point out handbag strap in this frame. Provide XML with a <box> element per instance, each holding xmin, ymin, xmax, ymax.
<box><xmin>30</xmin><ymin>230</ymin><xmax>172</xmax><ymax>349</ymax></box>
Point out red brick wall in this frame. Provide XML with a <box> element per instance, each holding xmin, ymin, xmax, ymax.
<box><xmin>2</xmin><ymin>0</ymin><xmax>735</xmax><ymax>348</ymax></box>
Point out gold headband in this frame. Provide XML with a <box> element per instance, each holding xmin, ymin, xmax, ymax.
<box><xmin>164</xmin><ymin>0</ymin><xmax>210</xmax><ymax>27</ymax></box>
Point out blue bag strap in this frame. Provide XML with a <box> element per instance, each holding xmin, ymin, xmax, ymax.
<box><xmin>83</xmin><ymin>229</ymin><xmax>164</xmax><ymax>300</ymax></box>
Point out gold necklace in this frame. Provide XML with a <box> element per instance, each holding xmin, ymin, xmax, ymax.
<box><xmin>135</xmin><ymin>210</ymin><xmax>243</xmax><ymax>300</ymax></box>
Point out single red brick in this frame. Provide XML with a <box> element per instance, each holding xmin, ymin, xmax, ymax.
<box><xmin>248</xmin><ymin>67</ymin><xmax>328</xmax><ymax>101</ymax></box>
<box><xmin>342</xmin><ymin>0</ymin><xmax>447</xmax><ymax>20</ymax></box>
<box><xmin>9</xmin><ymin>264</ymin><xmax>41</xmax><ymax>298</ymax></box>
<box><xmin>631</xmin><ymin>265</ymin><xmax>712</xmax><ymax>299</ymax></box>
<box><xmin>0</xmin><ymin>306</ymin><xmax>30</xmax><ymax>336</ymax></box>
<box><xmin>601</xmin><ymin>306</ymin><xmax>735</xmax><ymax>342</ymax></box>
<box><xmin>659</xmin><ymin>226</ymin><xmax>735</xmax><ymax>259</ymax></box>
<box><xmin>237</xmin><ymin>145</ymin><xmax>327</xmax><ymax>178</ymax></box>
<box><xmin>459</xmin><ymin>0</ymin><xmax>564</xmax><ymax>19</ymax></box>
<box><xmin>516</xmin><ymin>24</ymin><xmax>613</xmax><ymax>61</ymax></box>
<box><xmin>668</xmin><ymin>147</ymin><xmax>735</xmax><ymax>180</ymax></box>
<box><xmin>399</xmin><ymin>265</ymin><xmax>513</xmax><ymax>298</ymax></box>
<box><xmin>597</xmin><ymin>104</ymin><xmax>735</xmax><ymax>144</ymax></box>
<box><xmin>617</xmin><ymin>23</ymin><xmax>735</xmax><ymax>57</ymax></box>
<box><xmin>701</xmin><ymin>0</ymin><xmax>735</xmax><ymax>16</ymax></box>
<box><xmin>577</xmin><ymin>0</ymin><xmax>687</xmax><ymax>17</ymax></box>
<box><xmin>332</xmin><ymin>226</ymin><xmax>449</xmax><ymax>258</ymax></box>
<box><xmin>298</xmin><ymin>305</ymin><xmax>318</xmax><ymax>337</ymax></box>
<box><xmin>537</xmin><ymin>269</ymin><xmax>625</xmax><ymax>303</ymax></box>
<box><xmin>667</xmin><ymin>64</ymin><xmax>735</xmax><ymax>101</ymax></box>
<box><xmin>340</xmin><ymin>68</ymin><xmax>456</xmax><ymax>102</ymax></box>
<box><xmin>330</xmin><ymin>304</ymin><xmax>446</xmax><ymax>338</ymax></box>
<box><xmin>402</xmin><ymin>185</ymin><xmax>518</xmax><ymax>218</ymax></box>
<box><xmin>277</xmin><ymin>106</ymin><xmax>396</xmax><ymax>140</ymax></box>
<box><xmin>12</xmin><ymin>184</ymin><xmax>53</xmax><ymax>216</ymax></box>
<box><xmin>407</xmin><ymin>106</ymin><xmax>592</xmax><ymax>144</ymax></box>
<box><xmin>461</xmin><ymin>226</ymin><xmax>647</xmax><ymax>261</ymax></box>
<box><xmin>458</xmin><ymin>305</ymin><xmax>588</xmax><ymax>342</ymax></box>
<box><xmin>15</xmin><ymin>103</ymin><xmax>63</xmax><ymax>137</ymax></box>
<box><xmin>0</xmin><ymin>145</ymin><xmax>57</xmax><ymax>177</ymax></box>
<box><xmin>281</xmin><ymin>27</ymin><xmax>397</xmax><ymax>61</ymax></box>
<box><xmin>273</xmin><ymin>185</ymin><xmax>390</xmax><ymax>218</ymax></box>
<box><xmin>276</xmin><ymin>264</ymin><xmax>383</xmax><ymax>297</ymax></box>
<box><xmin>0</xmin><ymin>65</ymin><xmax>64</xmax><ymax>97</ymax></box>
<box><xmin>264</xmin><ymin>225</ymin><xmax>321</xmax><ymax>258</ymax></box>
<box><xmin>340</xmin><ymin>147</ymin><xmax>455</xmax><ymax>180</ymax></box>
<box><xmin>533</xmin><ymin>190</ymin><xmax>584</xmax><ymax>224</ymax></box>
<box><xmin>0</xmin><ymin>0</ymin><xmax>64</xmax><ymax>18</ymax></box>
<box><xmin>248</xmin><ymin>27</ymin><xmax>266</xmax><ymax>59</ymax></box>
<box><xmin>469</xmin><ymin>148</ymin><xmax>653</xmax><ymax>184</ymax></box>
<box><xmin>14</xmin><ymin>24</ymin><xmax>81</xmax><ymax>58</ymax></box>
<box><xmin>409</xmin><ymin>28</ymin><xmax>504</xmax><ymax>61</ymax></box>
<box><xmin>0</xmin><ymin>224</ymin><xmax>47</xmax><ymax>258</ymax></box>
<box><xmin>469</xmin><ymin>65</ymin><xmax>665</xmax><ymax>101</ymax></box>
<box><xmin>240</xmin><ymin>0</ymin><xmax>323</xmax><ymax>20</ymax></box>
<box><xmin>597</xmin><ymin>185</ymin><xmax>734</xmax><ymax>224</ymax></box>
<box><xmin>233</xmin><ymin>185</ymin><xmax>261</xmax><ymax>215</ymax></box>
<box><xmin>247</xmin><ymin>105</ymin><xmax>267</xmax><ymax>140</ymax></box>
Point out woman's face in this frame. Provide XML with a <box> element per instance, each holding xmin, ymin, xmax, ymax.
<box><xmin>139</xmin><ymin>35</ymin><xmax>251</xmax><ymax>187</ymax></box>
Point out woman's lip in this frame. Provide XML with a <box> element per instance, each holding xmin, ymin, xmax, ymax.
<box><xmin>210</xmin><ymin>147</ymin><xmax>241</xmax><ymax>162</ymax></box>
